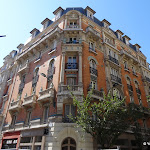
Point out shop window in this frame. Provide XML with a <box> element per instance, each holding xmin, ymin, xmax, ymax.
<box><xmin>2</xmin><ymin>138</ymin><xmax>18</xmax><ymax>149</ymax></box>
<box><xmin>20</xmin><ymin>137</ymin><xmax>33</xmax><ymax>143</ymax></box>
<box><xmin>62</xmin><ymin>137</ymin><xmax>76</xmax><ymax>150</ymax></box>
<box><xmin>35</xmin><ymin>136</ymin><xmax>42</xmax><ymax>142</ymax></box>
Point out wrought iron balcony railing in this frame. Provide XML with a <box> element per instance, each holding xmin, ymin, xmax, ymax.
<box><xmin>66</xmin><ymin>41</ymin><xmax>79</xmax><ymax>44</ymax></box>
<box><xmin>90</xmin><ymin>67</ymin><xmax>98</xmax><ymax>76</ymax></box>
<box><xmin>67</xmin><ymin>25</ymin><xmax>79</xmax><ymax>29</ymax></box>
<box><xmin>65</xmin><ymin>63</ymin><xmax>78</xmax><ymax>69</ymax></box>
<box><xmin>110</xmin><ymin>74</ymin><xmax>122</xmax><ymax>84</ymax></box>
<box><xmin>136</xmin><ymin>88</ymin><xmax>141</xmax><ymax>95</ymax></box>
<box><xmin>108</xmin><ymin>55</ymin><xmax>119</xmax><ymax>65</ymax></box>
<box><xmin>32</xmin><ymin>75</ymin><xmax>39</xmax><ymax>86</ymax></box>
<box><xmin>127</xmin><ymin>84</ymin><xmax>133</xmax><ymax>92</ymax></box>
<box><xmin>89</xmin><ymin>47</ymin><xmax>96</xmax><ymax>52</ymax></box>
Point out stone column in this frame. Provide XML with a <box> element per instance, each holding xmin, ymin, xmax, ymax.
<box><xmin>78</xmin><ymin>52</ymin><xmax>82</xmax><ymax>85</ymax></box>
<box><xmin>79</xmin><ymin>15</ymin><xmax>82</xmax><ymax>29</ymax></box>
<box><xmin>60</xmin><ymin>52</ymin><xmax>66</xmax><ymax>84</ymax></box>
<box><xmin>64</xmin><ymin>15</ymin><xmax>67</xmax><ymax>29</ymax></box>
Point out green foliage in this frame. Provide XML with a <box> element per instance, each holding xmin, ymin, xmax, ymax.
<box><xmin>70</xmin><ymin>89</ymin><xmax>147</xmax><ymax>148</ymax></box>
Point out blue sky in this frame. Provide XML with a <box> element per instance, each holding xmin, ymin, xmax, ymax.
<box><xmin>0</xmin><ymin>0</ymin><xmax>150</xmax><ymax>67</ymax></box>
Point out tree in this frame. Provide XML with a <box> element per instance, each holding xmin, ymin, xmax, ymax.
<box><xmin>70</xmin><ymin>89</ymin><xmax>147</xmax><ymax>149</ymax></box>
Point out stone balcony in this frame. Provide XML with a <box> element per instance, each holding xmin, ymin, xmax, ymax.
<box><xmin>58</xmin><ymin>85</ymin><xmax>83</xmax><ymax>99</ymax></box>
<box><xmin>86</xmin><ymin>26</ymin><xmax>100</xmax><ymax>40</ymax></box>
<box><xmin>110</xmin><ymin>74</ymin><xmax>122</xmax><ymax>85</ymax></box>
<box><xmin>9</xmin><ymin>99</ymin><xmax>22</xmax><ymax>112</ymax></box>
<box><xmin>105</xmin><ymin>39</ymin><xmax>115</xmax><ymax>48</ymax></box>
<box><xmin>38</xmin><ymin>87</ymin><xmax>54</xmax><ymax>105</ymax></box>
<box><xmin>23</xmin><ymin>94</ymin><xmax>37</xmax><ymax>108</ymax></box>
<box><xmin>120</xmin><ymin>50</ymin><xmax>138</xmax><ymax>64</ymax></box>
<box><xmin>108</xmin><ymin>55</ymin><xmax>119</xmax><ymax>65</ymax></box>
<box><xmin>18</xmin><ymin>60</ymin><xmax>29</xmax><ymax>75</ymax></box>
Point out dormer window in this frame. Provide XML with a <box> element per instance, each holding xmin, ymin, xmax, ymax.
<box><xmin>85</xmin><ymin>6</ymin><xmax>96</xmax><ymax>20</ymax></box>
<box><xmin>30</xmin><ymin>28</ymin><xmax>40</xmax><ymax>39</ymax></box>
<box><xmin>53</xmin><ymin>7</ymin><xmax>64</xmax><ymax>21</ymax></box>
<box><xmin>17</xmin><ymin>44</ymin><xmax>24</xmax><ymax>53</ymax></box>
<box><xmin>41</xmin><ymin>18</ymin><xmax>51</xmax><ymax>30</ymax></box>
<box><xmin>123</xmin><ymin>35</ymin><xmax>131</xmax><ymax>46</ymax></box>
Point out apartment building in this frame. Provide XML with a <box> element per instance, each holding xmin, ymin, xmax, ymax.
<box><xmin>0</xmin><ymin>6</ymin><xmax>150</xmax><ymax>150</ymax></box>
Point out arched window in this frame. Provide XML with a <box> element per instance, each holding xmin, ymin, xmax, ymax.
<box><xmin>113</xmin><ymin>88</ymin><xmax>122</xmax><ymax>100</ymax></box>
<box><xmin>32</xmin><ymin>67</ymin><xmax>39</xmax><ymax>94</ymax></box>
<box><xmin>47</xmin><ymin>59</ymin><xmax>55</xmax><ymax>88</ymax></box>
<box><xmin>90</xmin><ymin>59</ymin><xmax>96</xmax><ymax>69</ymax></box>
<box><xmin>135</xmin><ymin>81</ymin><xmax>139</xmax><ymax>89</ymax></box>
<box><xmin>62</xmin><ymin>137</ymin><xmax>76</xmax><ymax>150</ymax></box>
<box><xmin>126</xmin><ymin>77</ymin><xmax>131</xmax><ymax>85</ymax></box>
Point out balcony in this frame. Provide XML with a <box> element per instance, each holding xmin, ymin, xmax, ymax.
<box><xmin>65</xmin><ymin>63</ymin><xmax>78</xmax><ymax>71</ymax></box>
<box><xmin>110</xmin><ymin>74</ymin><xmax>122</xmax><ymax>84</ymax></box>
<box><xmin>136</xmin><ymin>88</ymin><xmax>141</xmax><ymax>95</ymax></box>
<box><xmin>67</xmin><ymin>25</ymin><xmax>79</xmax><ymax>29</ymax></box>
<box><xmin>127</xmin><ymin>84</ymin><xmax>133</xmax><ymax>92</ymax></box>
<box><xmin>89</xmin><ymin>47</ymin><xmax>97</xmax><ymax>55</ymax></box>
<box><xmin>90</xmin><ymin>67</ymin><xmax>98</xmax><ymax>76</ymax></box>
<box><xmin>88</xmin><ymin>86</ymin><xmax>103</xmax><ymax>99</ymax></box>
<box><xmin>18</xmin><ymin>60</ymin><xmax>29</xmax><ymax>74</ymax></box>
<box><xmin>23</xmin><ymin>94</ymin><xmax>37</xmax><ymax>107</ymax></box>
<box><xmin>108</xmin><ymin>55</ymin><xmax>119</xmax><ymax>65</ymax></box>
<box><xmin>58</xmin><ymin>85</ymin><xmax>83</xmax><ymax>98</ymax></box>
<box><xmin>86</xmin><ymin>26</ymin><xmax>100</xmax><ymax>39</ymax></box>
<box><xmin>38</xmin><ymin>87</ymin><xmax>54</xmax><ymax>105</ymax></box>
<box><xmin>145</xmin><ymin>76</ymin><xmax>150</xmax><ymax>83</ymax></box>
<box><xmin>120</xmin><ymin>50</ymin><xmax>138</xmax><ymax>64</ymax></box>
<box><xmin>105</xmin><ymin>39</ymin><xmax>115</xmax><ymax>47</ymax></box>
<box><xmin>132</xmin><ymin>71</ymin><xmax>138</xmax><ymax>77</ymax></box>
<box><xmin>9</xmin><ymin>100</ymin><xmax>22</xmax><ymax>112</ymax></box>
<box><xmin>66</xmin><ymin>40</ymin><xmax>79</xmax><ymax>44</ymax></box>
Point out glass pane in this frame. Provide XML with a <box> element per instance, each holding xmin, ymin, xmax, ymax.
<box><xmin>71</xmin><ymin>105</ymin><xmax>75</xmax><ymax>117</ymax></box>
<box><xmin>70</xmin><ymin>138</ymin><xmax>76</xmax><ymax>145</ymax></box>
<box><xmin>65</xmin><ymin>105</ymin><xmax>70</xmax><ymax>118</ymax></box>
<box><xmin>35</xmin><ymin>136</ymin><xmax>42</xmax><ymax>142</ymax></box>
<box><xmin>62</xmin><ymin>146</ymin><xmax>68</xmax><ymax>150</ymax></box>
<box><xmin>34</xmin><ymin>145</ymin><xmax>41</xmax><ymax>150</ymax></box>
<box><xmin>68</xmin><ymin>57</ymin><xmax>72</xmax><ymax>63</ymax></box>
<box><xmin>70</xmin><ymin>146</ymin><xmax>76</xmax><ymax>150</ymax></box>
<box><xmin>73</xmin><ymin>57</ymin><xmax>76</xmax><ymax>63</ymax></box>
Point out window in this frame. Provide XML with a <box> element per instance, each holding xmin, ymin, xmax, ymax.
<box><xmin>32</xmin><ymin>68</ymin><xmax>39</xmax><ymax>93</ymax></box>
<box><xmin>11</xmin><ymin>114</ymin><xmax>17</xmax><ymax>128</ymax></box>
<box><xmin>68</xmin><ymin>57</ymin><xmax>76</xmax><ymax>64</ymax></box>
<box><xmin>62</xmin><ymin>137</ymin><xmax>76</xmax><ymax>150</ymax></box>
<box><xmin>65</xmin><ymin>104</ymin><xmax>76</xmax><ymax>119</ymax></box>
<box><xmin>113</xmin><ymin>88</ymin><xmax>122</xmax><ymax>100</ymax></box>
<box><xmin>127</xmin><ymin>77</ymin><xmax>131</xmax><ymax>85</ymax></box>
<box><xmin>90</xmin><ymin>80</ymin><xmax>97</xmax><ymax>90</ymax></box>
<box><xmin>132</xmin><ymin>66</ymin><xmax>136</xmax><ymax>74</ymax></box>
<box><xmin>129</xmin><ymin>93</ymin><xmax>134</xmax><ymax>103</ymax></box>
<box><xmin>90</xmin><ymin>59</ymin><xmax>96</xmax><ymax>69</ymax></box>
<box><xmin>67</xmin><ymin>77</ymin><xmax>77</xmax><ymax>86</ymax></box>
<box><xmin>69</xmin><ymin>37</ymin><xmax>77</xmax><ymax>43</ymax></box>
<box><xmin>124</xmin><ymin>61</ymin><xmax>128</xmax><ymax>70</ymax></box>
<box><xmin>89</xmin><ymin>42</ymin><xmax>95</xmax><ymax>51</ymax></box>
<box><xmin>43</xmin><ymin>106</ymin><xmax>49</xmax><ymax>123</ymax></box>
<box><xmin>25</xmin><ymin>110</ymin><xmax>32</xmax><ymax>126</ymax></box>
